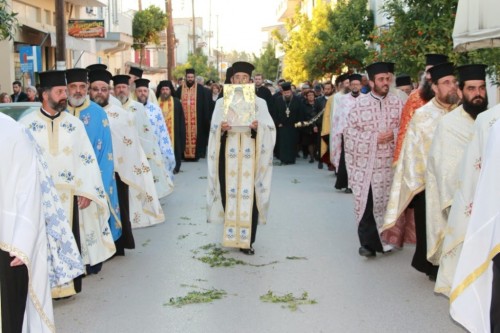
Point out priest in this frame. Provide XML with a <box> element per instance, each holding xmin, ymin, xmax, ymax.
<box><xmin>207</xmin><ymin>61</ymin><xmax>276</xmax><ymax>255</ymax></box>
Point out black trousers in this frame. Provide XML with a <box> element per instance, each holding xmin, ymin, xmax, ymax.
<box><xmin>335</xmin><ymin>136</ymin><xmax>348</xmax><ymax>189</ymax></box>
<box><xmin>358</xmin><ymin>187</ymin><xmax>383</xmax><ymax>253</ymax></box>
<box><xmin>492</xmin><ymin>254</ymin><xmax>500</xmax><ymax>333</ymax></box>
<box><xmin>410</xmin><ymin>191</ymin><xmax>439</xmax><ymax>277</ymax></box>
<box><xmin>0</xmin><ymin>249</ymin><xmax>28</xmax><ymax>333</ymax></box>
<box><xmin>115</xmin><ymin>173</ymin><xmax>135</xmax><ymax>255</ymax></box>
<box><xmin>219</xmin><ymin>134</ymin><xmax>259</xmax><ymax>245</ymax></box>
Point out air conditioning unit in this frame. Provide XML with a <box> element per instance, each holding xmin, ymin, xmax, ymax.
<box><xmin>86</xmin><ymin>7</ymin><xmax>94</xmax><ymax>14</ymax></box>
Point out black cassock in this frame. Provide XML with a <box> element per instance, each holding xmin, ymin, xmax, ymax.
<box><xmin>170</xmin><ymin>97</ymin><xmax>186</xmax><ymax>173</ymax></box>
<box><xmin>275</xmin><ymin>96</ymin><xmax>304</xmax><ymax>164</ymax></box>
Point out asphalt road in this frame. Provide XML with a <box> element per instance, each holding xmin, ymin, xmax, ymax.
<box><xmin>54</xmin><ymin>157</ymin><xmax>465</xmax><ymax>333</ymax></box>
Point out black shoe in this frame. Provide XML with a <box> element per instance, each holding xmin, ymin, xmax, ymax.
<box><xmin>240</xmin><ymin>247</ymin><xmax>255</xmax><ymax>255</ymax></box>
<box><xmin>358</xmin><ymin>246</ymin><xmax>376</xmax><ymax>257</ymax></box>
<box><xmin>344</xmin><ymin>188</ymin><xmax>353</xmax><ymax>194</ymax></box>
<box><xmin>427</xmin><ymin>274</ymin><xmax>437</xmax><ymax>282</ymax></box>
<box><xmin>318</xmin><ymin>162</ymin><xmax>323</xmax><ymax>169</ymax></box>
<box><xmin>309</xmin><ymin>159</ymin><xmax>314</xmax><ymax>163</ymax></box>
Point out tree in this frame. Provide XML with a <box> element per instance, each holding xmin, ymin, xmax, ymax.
<box><xmin>173</xmin><ymin>50</ymin><xmax>219</xmax><ymax>82</ymax></box>
<box><xmin>253</xmin><ymin>43</ymin><xmax>280</xmax><ymax>81</ymax></box>
<box><xmin>0</xmin><ymin>0</ymin><xmax>18</xmax><ymax>41</ymax></box>
<box><xmin>132</xmin><ymin>5</ymin><xmax>167</xmax><ymax>67</ymax></box>
<box><xmin>306</xmin><ymin>0</ymin><xmax>373</xmax><ymax>76</ymax></box>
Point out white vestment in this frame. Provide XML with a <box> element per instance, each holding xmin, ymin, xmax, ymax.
<box><xmin>450</xmin><ymin>114</ymin><xmax>500</xmax><ymax>332</ymax></box>
<box><xmin>104</xmin><ymin>103</ymin><xmax>165</xmax><ymax>228</ymax></box>
<box><xmin>207</xmin><ymin>97</ymin><xmax>275</xmax><ymax>247</ymax></box>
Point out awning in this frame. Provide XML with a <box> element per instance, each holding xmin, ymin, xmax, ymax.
<box><xmin>96</xmin><ymin>32</ymin><xmax>133</xmax><ymax>55</ymax></box>
<box><xmin>65</xmin><ymin>0</ymin><xmax>106</xmax><ymax>7</ymax></box>
<box><xmin>453</xmin><ymin>0</ymin><xmax>500</xmax><ymax>52</ymax></box>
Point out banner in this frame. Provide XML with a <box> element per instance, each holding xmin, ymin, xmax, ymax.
<box><xmin>68</xmin><ymin>20</ymin><xmax>105</xmax><ymax>38</ymax></box>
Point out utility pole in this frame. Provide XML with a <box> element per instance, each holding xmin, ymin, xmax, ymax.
<box><xmin>55</xmin><ymin>0</ymin><xmax>66</xmax><ymax>70</ymax></box>
<box><xmin>191</xmin><ymin>0</ymin><xmax>196</xmax><ymax>53</ymax></box>
<box><xmin>165</xmin><ymin>0</ymin><xmax>174</xmax><ymax>79</ymax></box>
<box><xmin>208</xmin><ymin>0</ymin><xmax>211</xmax><ymax>57</ymax></box>
<box><xmin>138</xmin><ymin>0</ymin><xmax>142</xmax><ymax>11</ymax></box>
<box><xmin>216</xmin><ymin>14</ymin><xmax>219</xmax><ymax>78</ymax></box>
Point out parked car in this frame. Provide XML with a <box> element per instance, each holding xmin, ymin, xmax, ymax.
<box><xmin>0</xmin><ymin>102</ymin><xmax>41</xmax><ymax>121</ymax></box>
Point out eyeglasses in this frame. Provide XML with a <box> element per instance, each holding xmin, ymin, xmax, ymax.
<box><xmin>91</xmin><ymin>87</ymin><xmax>109</xmax><ymax>93</ymax></box>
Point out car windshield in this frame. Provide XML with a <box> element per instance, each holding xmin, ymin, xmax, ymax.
<box><xmin>0</xmin><ymin>103</ymin><xmax>40</xmax><ymax>121</ymax></box>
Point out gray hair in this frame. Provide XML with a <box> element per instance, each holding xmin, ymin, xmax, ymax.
<box><xmin>26</xmin><ymin>85</ymin><xmax>37</xmax><ymax>93</ymax></box>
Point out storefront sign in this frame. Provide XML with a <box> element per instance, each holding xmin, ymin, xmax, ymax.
<box><xmin>68</xmin><ymin>20</ymin><xmax>105</xmax><ymax>38</ymax></box>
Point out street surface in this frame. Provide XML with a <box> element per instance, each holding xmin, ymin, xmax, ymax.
<box><xmin>54</xmin><ymin>158</ymin><xmax>465</xmax><ymax>333</ymax></box>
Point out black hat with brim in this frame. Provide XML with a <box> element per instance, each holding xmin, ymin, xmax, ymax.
<box><xmin>425</xmin><ymin>54</ymin><xmax>449</xmax><ymax>66</ymax></box>
<box><xmin>457</xmin><ymin>64</ymin><xmax>487</xmax><ymax>83</ymax></box>
<box><xmin>86</xmin><ymin>64</ymin><xmax>108</xmax><ymax>71</ymax></box>
<box><xmin>129</xmin><ymin>66</ymin><xmax>143</xmax><ymax>78</ymax></box>
<box><xmin>157</xmin><ymin>80</ymin><xmax>175</xmax><ymax>93</ymax></box>
<box><xmin>349</xmin><ymin>74</ymin><xmax>362</xmax><ymax>82</ymax></box>
<box><xmin>39</xmin><ymin>70</ymin><xmax>67</xmax><ymax>88</ymax></box>
<box><xmin>232</xmin><ymin>61</ymin><xmax>255</xmax><ymax>77</ymax></box>
<box><xmin>365</xmin><ymin>62</ymin><xmax>391</xmax><ymax>80</ymax></box>
<box><xmin>112</xmin><ymin>75</ymin><xmax>130</xmax><ymax>86</ymax></box>
<box><xmin>134</xmin><ymin>78</ymin><xmax>150</xmax><ymax>89</ymax></box>
<box><xmin>386</xmin><ymin>62</ymin><xmax>395</xmax><ymax>74</ymax></box>
<box><xmin>89</xmin><ymin>69</ymin><xmax>112</xmax><ymax>84</ymax></box>
<box><xmin>428</xmin><ymin>62</ymin><xmax>455</xmax><ymax>83</ymax></box>
<box><xmin>396</xmin><ymin>75</ymin><xmax>412</xmax><ymax>87</ymax></box>
<box><xmin>66</xmin><ymin>68</ymin><xmax>88</xmax><ymax>84</ymax></box>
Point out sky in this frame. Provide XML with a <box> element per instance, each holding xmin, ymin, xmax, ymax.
<box><xmin>138</xmin><ymin>0</ymin><xmax>279</xmax><ymax>55</ymax></box>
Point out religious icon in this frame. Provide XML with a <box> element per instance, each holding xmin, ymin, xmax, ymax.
<box><xmin>223</xmin><ymin>84</ymin><xmax>256</xmax><ymax>128</ymax></box>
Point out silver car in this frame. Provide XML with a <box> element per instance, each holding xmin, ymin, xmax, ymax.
<box><xmin>0</xmin><ymin>102</ymin><xmax>41</xmax><ymax>121</ymax></box>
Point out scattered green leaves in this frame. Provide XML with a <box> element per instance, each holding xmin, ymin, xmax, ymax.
<box><xmin>166</xmin><ymin>289</ymin><xmax>227</xmax><ymax>308</ymax></box>
<box><xmin>286</xmin><ymin>256</ymin><xmax>308</xmax><ymax>260</ymax></box>
<box><xmin>198</xmin><ymin>176</ymin><xmax>208</xmax><ymax>179</ymax></box>
<box><xmin>180</xmin><ymin>216</ymin><xmax>191</xmax><ymax>220</ymax></box>
<box><xmin>142</xmin><ymin>239</ymin><xmax>151</xmax><ymax>247</ymax></box>
<box><xmin>178</xmin><ymin>234</ymin><xmax>189</xmax><ymax>240</ymax></box>
<box><xmin>291</xmin><ymin>179</ymin><xmax>301</xmax><ymax>184</ymax></box>
<box><xmin>193</xmin><ymin>243</ymin><xmax>279</xmax><ymax>268</ymax></box>
<box><xmin>260</xmin><ymin>291</ymin><xmax>317</xmax><ymax>312</ymax></box>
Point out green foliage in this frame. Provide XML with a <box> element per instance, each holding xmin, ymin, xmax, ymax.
<box><xmin>132</xmin><ymin>6</ymin><xmax>167</xmax><ymax>65</ymax></box>
<box><xmin>166</xmin><ymin>289</ymin><xmax>227</xmax><ymax>307</ymax></box>
<box><xmin>285</xmin><ymin>256</ymin><xmax>308</xmax><ymax>260</ymax></box>
<box><xmin>192</xmin><ymin>243</ymin><xmax>279</xmax><ymax>268</ymax></box>
<box><xmin>173</xmin><ymin>52</ymin><xmax>219</xmax><ymax>82</ymax></box>
<box><xmin>0</xmin><ymin>0</ymin><xmax>18</xmax><ymax>41</ymax></box>
<box><xmin>307</xmin><ymin>0</ymin><xmax>373</xmax><ymax>77</ymax></box>
<box><xmin>260</xmin><ymin>291</ymin><xmax>317</xmax><ymax>311</ymax></box>
<box><xmin>254</xmin><ymin>43</ymin><xmax>280</xmax><ymax>81</ymax></box>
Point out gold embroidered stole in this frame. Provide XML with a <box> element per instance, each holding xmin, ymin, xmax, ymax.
<box><xmin>160</xmin><ymin>97</ymin><xmax>175</xmax><ymax>148</ymax></box>
<box><xmin>181</xmin><ymin>84</ymin><xmax>197</xmax><ymax>158</ymax></box>
<box><xmin>222</xmin><ymin>131</ymin><xmax>255</xmax><ymax>249</ymax></box>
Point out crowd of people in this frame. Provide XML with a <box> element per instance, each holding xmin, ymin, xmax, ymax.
<box><xmin>1</xmin><ymin>55</ymin><xmax>499</xmax><ymax>332</ymax></box>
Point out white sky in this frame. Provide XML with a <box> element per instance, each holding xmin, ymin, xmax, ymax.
<box><xmin>138</xmin><ymin>0</ymin><xmax>278</xmax><ymax>55</ymax></box>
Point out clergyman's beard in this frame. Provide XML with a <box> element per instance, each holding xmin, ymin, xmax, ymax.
<box><xmin>351</xmin><ymin>90</ymin><xmax>360</xmax><ymax>98</ymax></box>
<box><xmin>117</xmin><ymin>93</ymin><xmax>128</xmax><ymax>105</ymax></box>
<box><xmin>343</xmin><ymin>87</ymin><xmax>351</xmax><ymax>94</ymax></box>
<box><xmin>186</xmin><ymin>80</ymin><xmax>195</xmax><ymax>88</ymax></box>
<box><xmin>419</xmin><ymin>80</ymin><xmax>434</xmax><ymax>102</ymax></box>
<box><xmin>49</xmin><ymin>97</ymin><xmax>67</xmax><ymax>112</ymax></box>
<box><xmin>373</xmin><ymin>84</ymin><xmax>389</xmax><ymax>97</ymax></box>
<box><xmin>283</xmin><ymin>95</ymin><xmax>292</xmax><ymax>102</ymax></box>
<box><xmin>137</xmin><ymin>95</ymin><xmax>148</xmax><ymax>105</ymax></box>
<box><xmin>68</xmin><ymin>94</ymin><xmax>86</xmax><ymax>107</ymax></box>
<box><xmin>91</xmin><ymin>95</ymin><xmax>108</xmax><ymax>108</ymax></box>
<box><xmin>463</xmin><ymin>94</ymin><xmax>488</xmax><ymax>120</ymax></box>
<box><xmin>161</xmin><ymin>93</ymin><xmax>171</xmax><ymax>101</ymax></box>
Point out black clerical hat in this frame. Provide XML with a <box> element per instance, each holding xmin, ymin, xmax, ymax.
<box><xmin>112</xmin><ymin>75</ymin><xmax>130</xmax><ymax>86</ymax></box>
<box><xmin>129</xmin><ymin>66</ymin><xmax>143</xmax><ymax>78</ymax></box>
<box><xmin>281</xmin><ymin>82</ymin><xmax>292</xmax><ymax>91</ymax></box>
<box><xmin>337</xmin><ymin>73</ymin><xmax>349</xmax><ymax>83</ymax></box>
<box><xmin>425</xmin><ymin>54</ymin><xmax>449</xmax><ymax>66</ymax></box>
<box><xmin>396</xmin><ymin>75</ymin><xmax>412</xmax><ymax>87</ymax></box>
<box><xmin>386</xmin><ymin>62</ymin><xmax>395</xmax><ymax>74</ymax></box>
<box><xmin>349</xmin><ymin>74</ymin><xmax>362</xmax><ymax>82</ymax></box>
<box><xmin>224</xmin><ymin>67</ymin><xmax>233</xmax><ymax>84</ymax></box>
<box><xmin>206</xmin><ymin>79</ymin><xmax>215</xmax><ymax>85</ymax></box>
<box><xmin>232</xmin><ymin>61</ymin><xmax>255</xmax><ymax>76</ymax></box>
<box><xmin>86</xmin><ymin>64</ymin><xmax>108</xmax><ymax>71</ymax></box>
<box><xmin>457</xmin><ymin>64</ymin><xmax>487</xmax><ymax>83</ymax></box>
<box><xmin>66</xmin><ymin>68</ymin><xmax>88</xmax><ymax>84</ymax></box>
<box><xmin>186</xmin><ymin>68</ymin><xmax>195</xmax><ymax>75</ymax></box>
<box><xmin>39</xmin><ymin>70</ymin><xmax>67</xmax><ymax>88</ymax></box>
<box><xmin>365</xmin><ymin>62</ymin><xmax>391</xmax><ymax>80</ymax></box>
<box><xmin>428</xmin><ymin>62</ymin><xmax>455</xmax><ymax>83</ymax></box>
<box><xmin>134</xmin><ymin>78</ymin><xmax>150</xmax><ymax>89</ymax></box>
<box><xmin>89</xmin><ymin>69</ymin><xmax>112</xmax><ymax>84</ymax></box>
<box><xmin>157</xmin><ymin>80</ymin><xmax>175</xmax><ymax>92</ymax></box>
